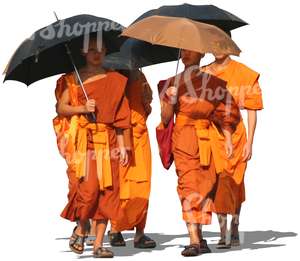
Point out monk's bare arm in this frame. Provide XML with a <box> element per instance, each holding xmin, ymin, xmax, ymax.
<box><xmin>56</xmin><ymin>89</ymin><xmax>94</xmax><ymax>117</ymax></box>
<box><xmin>222</xmin><ymin>129</ymin><xmax>233</xmax><ymax>159</ymax></box>
<box><xmin>160</xmin><ymin>86</ymin><xmax>177</xmax><ymax>126</ymax></box>
<box><xmin>161</xmin><ymin>101</ymin><xmax>174</xmax><ymax>126</ymax></box>
<box><xmin>242</xmin><ymin>110</ymin><xmax>257</xmax><ymax>161</ymax></box>
<box><xmin>116</xmin><ymin>128</ymin><xmax>129</xmax><ymax>166</ymax></box>
<box><xmin>246</xmin><ymin>110</ymin><xmax>257</xmax><ymax>145</ymax></box>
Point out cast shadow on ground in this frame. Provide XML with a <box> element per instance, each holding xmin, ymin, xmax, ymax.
<box><xmin>56</xmin><ymin>230</ymin><xmax>297</xmax><ymax>257</ymax></box>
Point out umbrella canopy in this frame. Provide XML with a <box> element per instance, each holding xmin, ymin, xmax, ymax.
<box><xmin>103</xmin><ymin>38</ymin><xmax>178</xmax><ymax>70</ymax></box>
<box><xmin>4</xmin><ymin>14</ymin><xmax>125</xmax><ymax>85</ymax></box>
<box><xmin>131</xmin><ymin>3</ymin><xmax>248</xmax><ymax>32</ymax></box>
<box><xmin>122</xmin><ymin>16</ymin><xmax>241</xmax><ymax>56</ymax></box>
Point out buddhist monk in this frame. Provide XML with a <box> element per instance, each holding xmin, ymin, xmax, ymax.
<box><xmin>201</xmin><ymin>43</ymin><xmax>263</xmax><ymax>247</ymax></box>
<box><xmin>56</xmin><ymin>34</ymin><xmax>131</xmax><ymax>258</ymax></box>
<box><xmin>108</xmin><ymin>70</ymin><xmax>156</xmax><ymax>249</ymax></box>
<box><xmin>54</xmin><ymin>76</ymin><xmax>98</xmax><ymax>247</ymax></box>
<box><xmin>160</xmin><ymin>49</ymin><xmax>241</xmax><ymax>257</ymax></box>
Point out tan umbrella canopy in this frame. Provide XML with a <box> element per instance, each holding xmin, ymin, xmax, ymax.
<box><xmin>122</xmin><ymin>15</ymin><xmax>241</xmax><ymax>56</ymax></box>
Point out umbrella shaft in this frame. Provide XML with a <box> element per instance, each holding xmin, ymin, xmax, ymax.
<box><xmin>175</xmin><ymin>49</ymin><xmax>181</xmax><ymax>77</ymax></box>
<box><xmin>170</xmin><ymin>49</ymin><xmax>181</xmax><ymax>104</ymax></box>
<box><xmin>53</xmin><ymin>12</ymin><xmax>89</xmax><ymax>102</ymax></box>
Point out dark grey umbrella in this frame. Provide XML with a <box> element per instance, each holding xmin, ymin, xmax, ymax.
<box><xmin>4</xmin><ymin>14</ymin><xmax>125</xmax><ymax>86</ymax></box>
<box><xmin>131</xmin><ymin>4</ymin><xmax>248</xmax><ymax>32</ymax></box>
<box><xmin>103</xmin><ymin>38</ymin><xmax>178</xmax><ymax>70</ymax></box>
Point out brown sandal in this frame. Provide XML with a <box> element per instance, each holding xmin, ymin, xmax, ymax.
<box><xmin>93</xmin><ymin>247</ymin><xmax>114</xmax><ymax>258</ymax></box>
<box><xmin>69</xmin><ymin>226</ymin><xmax>78</xmax><ymax>247</ymax></box>
<box><xmin>134</xmin><ymin>235</ymin><xmax>156</xmax><ymax>249</ymax></box>
<box><xmin>86</xmin><ymin>235</ymin><xmax>96</xmax><ymax>246</ymax></box>
<box><xmin>230</xmin><ymin>235</ymin><xmax>240</xmax><ymax>247</ymax></box>
<box><xmin>216</xmin><ymin>238</ymin><xmax>231</xmax><ymax>249</ymax></box>
<box><xmin>181</xmin><ymin>244</ymin><xmax>201</xmax><ymax>257</ymax></box>
<box><xmin>69</xmin><ymin>234</ymin><xmax>85</xmax><ymax>254</ymax></box>
<box><xmin>108</xmin><ymin>231</ymin><xmax>126</xmax><ymax>247</ymax></box>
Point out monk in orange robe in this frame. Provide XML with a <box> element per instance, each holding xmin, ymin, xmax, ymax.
<box><xmin>108</xmin><ymin>70</ymin><xmax>156</xmax><ymax>248</ymax></box>
<box><xmin>53</xmin><ymin>76</ymin><xmax>78</xmax><ymax>223</ymax></box>
<box><xmin>56</xmin><ymin>35</ymin><xmax>131</xmax><ymax>258</ymax></box>
<box><xmin>160</xmin><ymin>49</ymin><xmax>240</xmax><ymax>257</ymax></box>
<box><xmin>201</xmin><ymin>52</ymin><xmax>263</xmax><ymax>247</ymax></box>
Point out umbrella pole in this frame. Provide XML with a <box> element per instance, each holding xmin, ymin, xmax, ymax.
<box><xmin>175</xmin><ymin>48</ymin><xmax>181</xmax><ymax>76</ymax></box>
<box><xmin>171</xmin><ymin>48</ymin><xmax>181</xmax><ymax>104</ymax></box>
<box><xmin>53</xmin><ymin>12</ymin><xmax>96</xmax><ymax>122</ymax></box>
<box><xmin>64</xmin><ymin>45</ymin><xmax>89</xmax><ymax>101</ymax></box>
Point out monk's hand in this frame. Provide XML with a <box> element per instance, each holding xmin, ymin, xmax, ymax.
<box><xmin>166</xmin><ymin>86</ymin><xmax>178</xmax><ymax>104</ymax></box>
<box><xmin>223</xmin><ymin>130</ymin><xmax>233</xmax><ymax>159</ymax></box>
<box><xmin>84</xmin><ymin>99</ymin><xmax>96</xmax><ymax>112</ymax></box>
<box><xmin>242</xmin><ymin>142</ymin><xmax>253</xmax><ymax>161</ymax></box>
<box><xmin>166</xmin><ymin>86</ymin><xmax>177</xmax><ymax>97</ymax></box>
<box><xmin>225</xmin><ymin>139</ymin><xmax>233</xmax><ymax>159</ymax></box>
<box><xmin>119</xmin><ymin>147</ymin><xmax>129</xmax><ymax>166</ymax></box>
<box><xmin>223</xmin><ymin>131</ymin><xmax>233</xmax><ymax>159</ymax></box>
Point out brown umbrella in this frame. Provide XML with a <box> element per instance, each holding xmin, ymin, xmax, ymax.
<box><xmin>121</xmin><ymin>15</ymin><xmax>241</xmax><ymax>56</ymax></box>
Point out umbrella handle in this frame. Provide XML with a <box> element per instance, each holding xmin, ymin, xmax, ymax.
<box><xmin>87</xmin><ymin>112</ymin><xmax>97</xmax><ymax>123</ymax></box>
<box><xmin>170</xmin><ymin>49</ymin><xmax>181</xmax><ymax>105</ymax></box>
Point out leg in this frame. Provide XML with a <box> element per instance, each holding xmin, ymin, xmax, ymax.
<box><xmin>70</xmin><ymin>151</ymin><xmax>99</xmax><ymax>254</ymax></box>
<box><xmin>181</xmin><ymin>223</ymin><xmax>201</xmax><ymax>257</ymax></box>
<box><xmin>108</xmin><ymin>220</ymin><xmax>126</xmax><ymax>247</ymax></box>
<box><xmin>187</xmin><ymin>223</ymin><xmax>200</xmax><ymax>245</ymax></box>
<box><xmin>94</xmin><ymin>219</ymin><xmax>108</xmax><ymax>249</ymax></box>
<box><xmin>69</xmin><ymin>220</ymin><xmax>90</xmax><ymax>254</ymax></box>
<box><xmin>86</xmin><ymin>220</ymin><xmax>97</xmax><ymax>246</ymax></box>
<box><xmin>93</xmin><ymin>219</ymin><xmax>114</xmax><ymax>258</ymax></box>
<box><xmin>134</xmin><ymin>215</ymin><xmax>156</xmax><ymax>249</ymax></box>
<box><xmin>230</xmin><ymin>207</ymin><xmax>241</xmax><ymax>246</ymax></box>
<box><xmin>215</xmin><ymin>213</ymin><xmax>231</xmax><ymax>249</ymax></box>
<box><xmin>217</xmin><ymin>214</ymin><xmax>227</xmax><ymax>241</ymax></box>
<box><xmin>198</xmin><ymin>224</ymin><xmax>212</xmax><ymax>253</ymax></box>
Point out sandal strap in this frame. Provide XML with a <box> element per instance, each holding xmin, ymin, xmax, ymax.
<box><xmin>73</xmin><ymin>235</ymin><xmax>86</xmax><ymax>246</ymax></box>
<box><xmin>184</xmin><ymin>244</ymin><xmax>200</xmax><ymax>250</ymax></box>
<box><xmin>137</xmin><ymin>235</ymin><xmax>154</xmax><ymax>244</ymax></box>
<box><xmin>182</xmin><ymin>244</ymin><xmax>201</xmax><ymax>256</ymax></box>
<box><xmin>110</xmin><ymin>232</ymin><xmax>125</xmax><ymax>243</ymax></box>
<box><xmin>231</xmin><ymin>235</ymin><xmax>240</xmax><ymax>240</ymax></box>
<box><xmin>70</xmin><ymin>226</ymin><xmax>78</xmax><ymax>238</ymax></box>
<box><xmin>94</xmin><ymin>247</ymin><xmax>113</xmax><ymax>256</ymax></box>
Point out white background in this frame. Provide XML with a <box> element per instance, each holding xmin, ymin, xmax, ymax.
<box><xmin>0</xmin><ymin>0</ymin><xmax>299</xmax><ymax>260</ymax></box>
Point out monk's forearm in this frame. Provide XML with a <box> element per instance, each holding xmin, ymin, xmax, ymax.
<box><xmin>222</xmin><ymin>129</ymin><xmax>232</xmax><ymax>143</ymax></box>
<box><xmin>57</xmin><ymin>103</ymin><xmax>86</xmax><ymax>117</ymax></box>
<box><xmin>161</xmin><ymin>101</ymin><xmax>174</xmax><ymax>126</ymax></box>
<box><xmin>116</xmin><ymin>129</ymin><xmax>125</xmax><ymax>149</ymax></box>
<box><xmin>247</xmin><ymin>110</ymin><xmax>257</xmax><ymax>145</ymax></box>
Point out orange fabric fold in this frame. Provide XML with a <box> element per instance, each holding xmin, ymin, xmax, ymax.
<box><xmin>112</xmin><ymin>71</ymin><xmax>152</xmax><ymax>231</ymax></box>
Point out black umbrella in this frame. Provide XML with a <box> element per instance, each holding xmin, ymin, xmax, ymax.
<box><xmin>103</xmin><ymin>38</ymin><xmax>178</xmax><ymax>70</ymax></box>
<box><xmin>4</xmin><ymin>14</ymin><xmax>125</xmax><ymax>86</ymax></box>
<box><xmin>131</xmin><ymin>4</ymin><xmax>248</xmax><ymax>32</ymax></box>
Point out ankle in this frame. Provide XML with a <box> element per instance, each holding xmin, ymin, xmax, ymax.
<box><xmin>75</xmin><ymin>226</ymin><xmax>86</xmax><ymax>237</ymax></box>
<box><xmin>93</xmin><ymin>241</ymin><xmax>103</xmax><ymax>249</ymax></box>
<box><xmin>190</xmin><ymin>240</ymin><xmax>200</xmax><ymax>245</ymax></box>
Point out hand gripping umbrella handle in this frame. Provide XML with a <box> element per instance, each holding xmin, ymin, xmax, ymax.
<box><xmin>65</xmin><ymin>44</ymin><xmax>97</xmax><ymax>123</ymax></box>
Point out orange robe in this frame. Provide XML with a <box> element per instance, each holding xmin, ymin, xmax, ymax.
<box><xmin>161</xmin><ymin>71</ymin><xmax>240</xmax><ymax>224</ymax></box>
<box><xmin>53</xmin><ymin>75</ymin><xmax>79</xmax><ymax>221</ymax></box>
<box><xmin>112</xmin><ymin>71</ymin><xmax>152</xmax><ymax>231</ymax></box>
<box><xmin>202</xmin><ymin>59</ymin><xmax>263</xmax><ymax>214</ymax></box>
<box><xmin>53</xmin><ymin>72</ymin><xmax>131</xmax><ymax>221</ymax></box>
